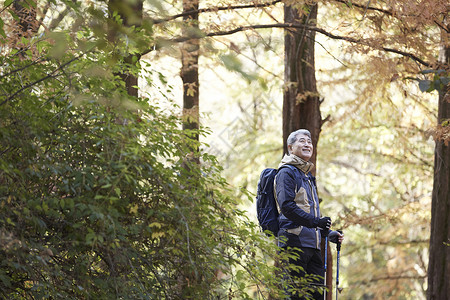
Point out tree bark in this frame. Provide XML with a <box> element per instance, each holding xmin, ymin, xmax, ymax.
<box><xmin>181</xmin><ymin>0</ymin><xmax>200</xmax><ymax>144</ymax></box>
<box><xmin>177</xmin><ymin>0</ymin><xmax>201</xmax><ymax>294</ymax></box>
<box><xmin>283</xmin><ymin>4</ymin><xmax>322</xmax><ymax>167</ymax></box>
<box><xmin>427</xmin><ymin>27</ymin><xmax>450</xmax><ymax>300</ymax></box>
<box><xmin>283</xmin><ymin>3</ymin><xmax>331</xmax><ymax>300</ymax></box>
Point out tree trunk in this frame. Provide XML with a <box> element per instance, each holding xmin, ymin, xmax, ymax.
<box><xmin>427</xmin><ymin>29</ymin><xmax>450</xmax><ymax>300</ymax></box>
<box><xmin>283</xmin><ymin>3</ymin><xmax>332</xmax><ymax>300</ymax></box>
<box><xmin>181</xmin><ymin>0</ymin><xmax>200</xmax><ymax>144</ymax></box>
<box><xmin>177</xmin><ymin>0</ymin><xmax>201</xmax><ymax>296</ymax></box>
<box><xmin>283</xmin><ymin>4</ymin><xmax>322</xmax><ymax>165</ymax></box>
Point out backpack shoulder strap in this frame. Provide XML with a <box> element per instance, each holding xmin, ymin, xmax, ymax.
<box><xmin>277</xmin><ymin>164</ymin><xmax>310</xmax><ymax>189</ymax></box>
<box><xmin>278</xmin><ymin>164</ymin><xmax>298</xmax><ymax>174</ymax></box>
<box><xmin>273</xmin><ymin>164</ymin><xmax>298</xmax><ymax>199</ymax></box>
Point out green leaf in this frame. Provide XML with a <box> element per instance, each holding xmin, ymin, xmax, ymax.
<box><xmin>47</xmin><ymin>32</ymin><xmax>70</xmax><ymax>59</ymax></box>
<box><xmin>28</xmin><ymin>0</ymin><xmax>37</xmax><ymax>8</ymax></box>
<box><xmin>418</xmin><ymin>79</ymin><xmax>431</xmax><ymax>92</ymax></box>
<box><xmin>220</xmin><ymin>54</ymin><xmax>258</xmax><ymax>82</ymax></box>
<box><xmin>0</xmin><ymin>18</ymin><xmax>6</xmax><ymax>38</ymax></box>
<box><xmin>85</xmin><ymin>232</ymin><xmax>96</xmax><ymax>245</ymax></box>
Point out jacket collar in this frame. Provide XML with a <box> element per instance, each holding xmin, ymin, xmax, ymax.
<box><xmin>278</xmin><ymin>154</ymin><xmax>314</xmax><ymax>174</ymax></box>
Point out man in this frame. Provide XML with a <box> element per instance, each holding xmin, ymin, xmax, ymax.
<box><xmin>274</xmin><ymin>129</ymin><xmax>344</xmax><ymax>299</ymax></box>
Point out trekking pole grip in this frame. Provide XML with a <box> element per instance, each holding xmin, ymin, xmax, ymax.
<box><xmin>336</xmin><ymin>230</ymin><xmax>343</xmax><ymax>251</ymax></box>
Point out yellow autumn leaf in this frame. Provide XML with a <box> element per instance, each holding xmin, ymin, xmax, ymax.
<box><xmin>149</xmin><ymin>222</ymin><xmax>162</xmax><ymax>228</ymax></box>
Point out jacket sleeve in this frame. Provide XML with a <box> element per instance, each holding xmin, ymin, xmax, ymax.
<box><xmin>275</xmin><ymin>168</ymin><xmax>319</xmax><ymax>228</ymax></box>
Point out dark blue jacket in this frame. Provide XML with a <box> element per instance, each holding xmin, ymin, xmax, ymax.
<box><xmin>274</xmin><ymin>164</ymin><xmax>323</xmax><ymax>249</ymax></box>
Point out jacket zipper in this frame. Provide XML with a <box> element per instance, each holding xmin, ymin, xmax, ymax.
<box><xmin>307</xmin><ymin>175</ymin><xmax>320</xmax><ymax>249</ymax></box>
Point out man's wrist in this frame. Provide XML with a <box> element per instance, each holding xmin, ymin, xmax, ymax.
<box><xmin>312</xmin><ymin>217</ymin><xmax>320</xmax><ymax>228</ymax></box>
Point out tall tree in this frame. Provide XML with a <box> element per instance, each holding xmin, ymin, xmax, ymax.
<box><xmin>283</xmin><ymin>3</ymin><xmax>322</xmax><ymax>163</ymax></box>
<box><xmin>181</xmin><ymin>0</ymin><xmax>200</xmax><ymax>145</ymax></box>
<box><xmin>427</xmin><ymin>26</ymin><xmax>450</xmax><ymax>300</ymax></box>
<box><xmin>283</xmin><ymin>3</ymin><xmax>333</xmax><ymax>299</ymax></box>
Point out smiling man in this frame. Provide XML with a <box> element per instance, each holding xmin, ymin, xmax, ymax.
<box><xmin>274</xmin><ymin>129</ymin><xmax>344</xmax><ymax>300</ymax></box>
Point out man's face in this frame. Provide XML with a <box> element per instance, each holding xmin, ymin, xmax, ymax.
<box><xmin>289</xmin><ymin>134</ymin><xmax>313</xmax><ymax>161</ymax></box>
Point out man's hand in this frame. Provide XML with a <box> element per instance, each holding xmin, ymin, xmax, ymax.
<box><xmin>328</xmin><ymin>230</ymin><xmax>344</xmax><ymax>244</ymax></box>
<box><xmin>318</xmin><ymin>217</ymin><xmax>331</xmax><ymax>230</ymax></box>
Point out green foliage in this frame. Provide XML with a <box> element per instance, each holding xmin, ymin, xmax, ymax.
<box><xmin>220</xmin><ymin>53</ymin><xmax>259</xmax><ymax>83</ymax></box>
<box><xmin>0</xmin><ymin>2</ymin><xmax>289</xmax><ymax>299</ymax></box>
<box><xmin>407</xmin><ymin>69</ymin><xmax>449</xmax><ymax>93</ymax></box>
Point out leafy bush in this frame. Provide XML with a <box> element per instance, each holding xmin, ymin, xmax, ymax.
<box><xmin>0</xmin><ymin>8</ymin><xmax>290</xmax><ymax>298</ymax></box>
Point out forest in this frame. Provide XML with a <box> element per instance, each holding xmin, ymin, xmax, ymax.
<box><xmin>0</xmin><ymin>0</ymin><xmax>448</xmax><ymax>299</ymax></box>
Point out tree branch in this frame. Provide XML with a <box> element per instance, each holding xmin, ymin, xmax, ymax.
<box><xmin>38</xmin><ymin>1</ymin><xmax>52</xmax><ymax>29</ymax></box>
<box><xmin>201</xmin><ymin>23</ymin><xmax>431</xmax><ymax>67</ymax></box>
<box><xmin>378</xmin><ymin>239</ymin><xmax>428</xmax><ymax>246</ymax></box>
<box><xmin>48</xmin><ymin>0</ymin><xmax>79</xmax><ymax>31</ymax></box>
<box><xmin>0</xmin><ymin>55</ymin><xmax>46</xmax><ymax>80</ymax></box>
<box><xmin>152</xmin><ymin>0</ymin><xmax>282</xmax><ymax>24</ymax></box>
<box><xmin>144</xmin><ymin>22</ymin><xmax>431</xmax><ymax>68</ymax></box>
<box><xmin>356</xmin><ymin>274</ymin><xmax>427</xmax><ymax>285</ymax></box>
<box><xmin>331</xmin><ymin>0</ymin><xmax>449</xmax><ymax>34</ymax></box>
<box><xmin>331</xmin><ymin>0</ymin><xmax>393</xmax><ymax>16</ymax></box>
<box><xmin>0</xmin><ymin>55</ymin><xmax>82</xmax><ymax>107</ymax></box>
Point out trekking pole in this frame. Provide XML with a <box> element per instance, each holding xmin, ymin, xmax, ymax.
<box><xmin>323</xmin><ymin>233</ymin><xmax>328</xmax><ymax>300</ymax></box>
<box><xmin>335</xmin><ymin>231</ymin><xmax>343</xmax><ymax>300</ymax></box>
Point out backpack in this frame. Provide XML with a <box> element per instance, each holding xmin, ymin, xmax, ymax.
<box><xmin>256</xmin><ymin>164</ymin><xmax>296</xmax><ymax>236</ymax></box>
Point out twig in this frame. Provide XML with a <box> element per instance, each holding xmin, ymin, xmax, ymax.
<box><xmin>152</xmin><ymin>0</ymin><xmax>282</xmax><ymax>24</ymax></box>
<box><xmin>0</xmin><ymin>55</ymin><xmax>81</xmax><ymax>107</ymax></box>
<box><xmin>331</xmin><ymin>0</ymin><xmax>393</xmax><ymax>16</ymax></box>
<box><xmin>0</xmin><ymin>55</ymin><xmax>46</xmax><ymax>80</ymax></box>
